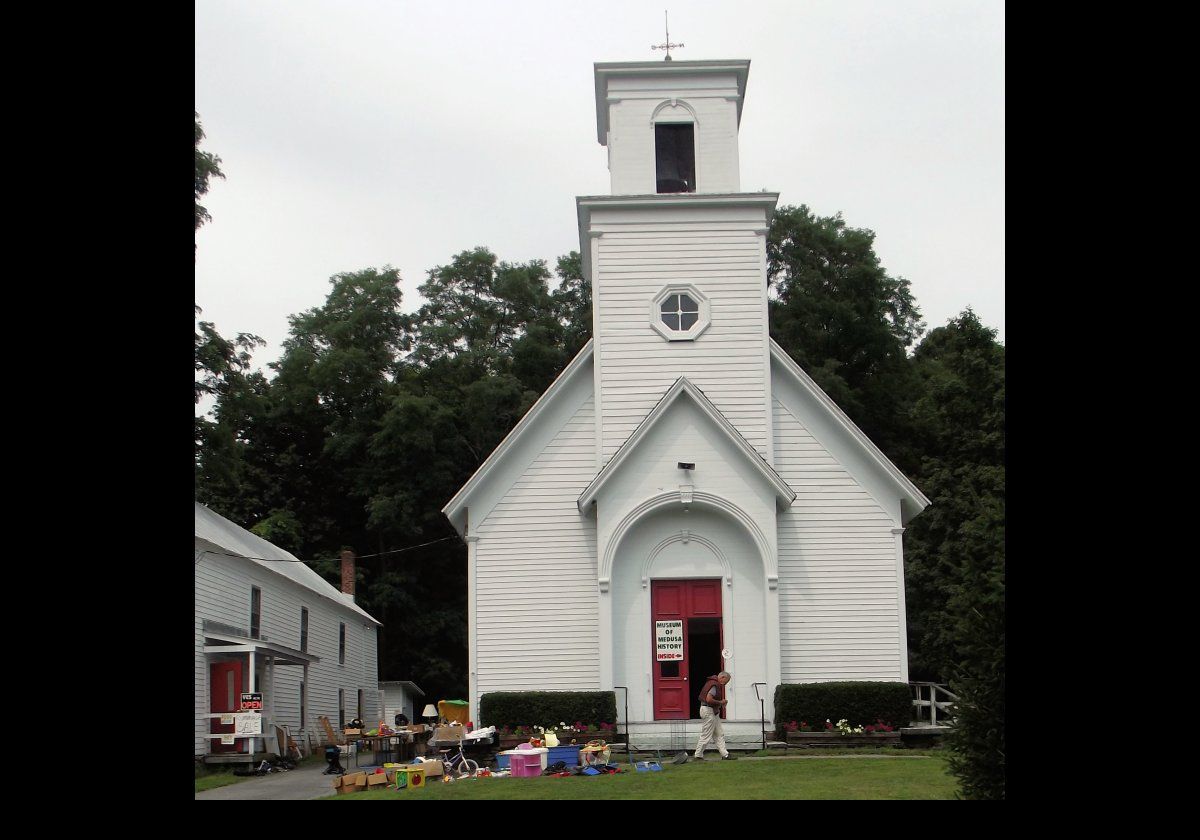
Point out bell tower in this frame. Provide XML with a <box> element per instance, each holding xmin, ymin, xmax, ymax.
<box><xmin>595</xmin><ymin>60</ymin><xmax>749</xmax><ymax>195</ymax></box>
<box><xmin>577</xmin><ymin>60</ymin><xmax>780</xmax><ymax>466</ymax></box>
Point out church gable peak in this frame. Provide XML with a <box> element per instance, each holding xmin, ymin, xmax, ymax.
<box><xmin>577</xmin><ymin>376</ymin><xmax>794</xmax><ymax>512</ymax></box>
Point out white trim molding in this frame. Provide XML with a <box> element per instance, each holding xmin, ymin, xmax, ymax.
<box><xmin>598</xmin><ymin>489</ymin><xmax>777</xmax><ymax>587</ymax></box>
<box><xmin>578</xmin><ymin>377</ymin><xmax>795</xmax><ymax>512</ymax></box>
<box><xmin>650</xmin><ymin>98</ymin><xmax>699</xmax><ymax>126</ymax></box>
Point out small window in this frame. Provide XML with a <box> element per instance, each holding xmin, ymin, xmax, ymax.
<box><xmin>660</xmin><ymin>293</ymin><xmax>700</xmax><ymax>331</ymax></box>
<box><xmin>339</xmin><ymin>623</ymin><xmax>346</xmax><ymax>665</ymax></box>
<box><xmin>300</xmin><ymin>607</ymin><xmax>309</xmax><ymax>653</ymax></box>
<box><xmin>650</xmin><ymin>285</ymin><xmax>711</xmax><ymax>341</ymax></box>
<box><xmin>661</xmin><ymin>661</ymin><xmax>680</xmax><ymax>678</ymax></box>
<box><xmin>338</xmin><ymin>689</ymin><xmax>345</xmax><ymax>729</ymax></box>
<box><xmin>357</xmin><ymin>689</ymin><xmax>364</xmax><ymax>721</ymax></box>
<box><xmin>250</xmin><ymin>586</ymin><xmax>261</xmax><ymax>639</ymax></box>
<box><xmin>300</xmin><ymin>681</ymin><xmax>306</xmax><ymax>729</ymax></box>
<box><xmin>655</xmin><ymin>123</ymin><xmax>695</xmax><ymax>193</ymax></box>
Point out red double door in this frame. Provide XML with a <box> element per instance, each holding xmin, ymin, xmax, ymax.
<box><xmin>651</xmin><ymin>578</ymin><xmax>723</xmax><ymax>720</ymax></box>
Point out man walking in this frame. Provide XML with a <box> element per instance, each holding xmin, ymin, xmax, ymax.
<box><xmin>694</xmin><ymin>671</ymin><xmax>737</xmax><ymax>760</ymax></box>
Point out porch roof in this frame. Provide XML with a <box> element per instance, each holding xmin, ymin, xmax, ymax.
<box><xmin>203</xmin><ymin>629</ymin><xmax>319</xmax><ymax>666</ymax></box>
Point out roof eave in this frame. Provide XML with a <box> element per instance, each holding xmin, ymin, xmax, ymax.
<box><xmin>593</xmin><ymin>60</ymin><xmax>751</xmax><ymax>145</ymax></box>
<box><xmin>769</xmin><ymin>340</ymin><xmax>930</xmax><ymax>518</ymax></box>
<box><xmin>442</xmin><ymin>340</ymin><xmax>595</xmax><ymax>535</ymax></box>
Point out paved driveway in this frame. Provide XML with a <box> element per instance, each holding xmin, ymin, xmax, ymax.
<box><xmin>196</xmin><ymin>761</ymin><xmax>344</xmax><ymax>800</ymax></box>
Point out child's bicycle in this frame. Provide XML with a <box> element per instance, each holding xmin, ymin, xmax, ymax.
<box><xmin>438</xmin><ymin>738</ymin><xmax>481</xmax><ymax>778</ymax></box>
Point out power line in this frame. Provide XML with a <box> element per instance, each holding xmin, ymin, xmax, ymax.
<box><xmin>353</xmin><ymin>536</ymin><xmax>460</xmax><ymax>559</ymax></box>
<box><xmin>196</xmin><ymin>535</ymin><xmax>461</xmax><ymax>565</ymax></box>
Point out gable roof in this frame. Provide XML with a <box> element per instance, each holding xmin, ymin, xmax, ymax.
<box><xmin>442</xmin><ymin>340</ymin><xmax>595</xmax><ymax>535</ymax></box>
<box><xmin>577</xmin><ymin>376</ymin><xmax>796</xmax><ymax>511</ymax></box>
<box><xmin>769</xmin><ymin>339</ymin><xmax>930</xmax><ymax>523</ymax></box>
<box><xmin>194</xmin><ymin>502</ymin><xmax>381</xmax><ymax>626</ymax></box>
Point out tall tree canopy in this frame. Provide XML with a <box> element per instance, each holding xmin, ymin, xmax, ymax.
<box><xmin>195</xmin><ymin>252</ymin><xmax>587</xmax><ymax>700</ymax></box>
<box><xmin>195</xmin><ymin>112</ymin><xmax>224</xmax><ymax>235</ymax></box>
<box><xmin>768</xmin><ymin>204</ymin><xmax>925</xmax><ymax>472</ymax></box>
<box><xmin>900</xmin><ymin>309</ymin><xmax>1004</xmax><ymax>798</ymax></box>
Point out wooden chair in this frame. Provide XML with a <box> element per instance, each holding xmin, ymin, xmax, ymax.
<box><xmin>317</xmin><ymin>715</ymin><xmax>347</xmax><ymax>747</ymax></box>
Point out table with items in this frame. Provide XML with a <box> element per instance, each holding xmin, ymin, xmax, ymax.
<box><xmin>345</xmin><ymin>727</ymin><xmax>431</xmax><ymax>766</ymax></box>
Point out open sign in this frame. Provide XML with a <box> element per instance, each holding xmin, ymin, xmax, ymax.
<box><xmin>240</xmin><ymin>692</ymin><xmax>263</xmax><ymax>710</ymax></box>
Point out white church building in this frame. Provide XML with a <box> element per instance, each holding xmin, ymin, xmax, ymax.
<box><xmin>443</xmin><ymin>58</ymin><xmax>928</xmax><ymax>747</ymax></box>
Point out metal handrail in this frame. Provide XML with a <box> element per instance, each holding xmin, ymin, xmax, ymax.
<box><xmin>614</xmin><ymin>686</ymin><xmax>631</xmax><ymax>762</ymax></box>
<box><xmin>751</xmin><ymin>682</ymin><xmax>767</xmax><ymax>751</ymax></box>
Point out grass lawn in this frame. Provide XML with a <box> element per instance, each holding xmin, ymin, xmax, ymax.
<box><xmin>325</xmin><ymin>756</ymin><xmax>957</xmax><ymax>800</ymax></box>
<box><xmin>195</xmin><ymin>766</ymin><xmax>250</xmax><ymax>793</ymax></box>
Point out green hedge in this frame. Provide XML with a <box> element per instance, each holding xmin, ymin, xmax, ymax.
<box><xmin>773</xmin><ymin>682</ymin><xmax>912</xmax><ymax>732</ymax></box>
<box><xmin>479</xmin><ymin>691</ymin><xmax>618</xmax><ymax>729</ymax></box>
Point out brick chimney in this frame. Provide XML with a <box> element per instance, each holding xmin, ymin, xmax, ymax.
<box><xmin>340</xmin><ymin>549</ymin><xmax>356</xmax><ymax>599</ymax></box>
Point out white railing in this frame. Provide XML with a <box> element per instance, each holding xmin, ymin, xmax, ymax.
<box><xmin>909</xmin><ymin>682</ymin><xmax>958</xmax><ymax>726</ymax></box>
<box><xmin>200</xmin><ymin>712</ymin><xmax>292</xmax><ymax>757</ymax></box>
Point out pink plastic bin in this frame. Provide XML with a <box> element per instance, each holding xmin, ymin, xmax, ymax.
<box><xmin>509</xmin><ymin>750</ymin><xmax>546</xmax><ymax>778</ymax></box>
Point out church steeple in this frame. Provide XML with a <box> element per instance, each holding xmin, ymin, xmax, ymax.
<box><xmin>579</xmin><ymin>58</ymin><xmax>777</xmax><ymax>465</ymax></box>
<box><xmin>593</xmin><ymin>60</ymin><xmax>750</xmax><ymax>196</ymax></box>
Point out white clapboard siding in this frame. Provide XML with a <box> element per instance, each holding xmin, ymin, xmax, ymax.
<box><xmin>195</xmin><ymin>551</ymin><xmax>381</xmax><ymax>755</ymax></box>
<box><xmin>473</xmin><ymin>396</ymin><xmax>599</xmax><ymax>696</ymax></box>
<box><xmin>772</xmin><ymin>398</ymin><xmax>904</xmax><ymax>681</ymax></box>
<box><xmin>595</xmin><ymin>226</ymin><xmax>768</xmax><ymax>461</ymax></box>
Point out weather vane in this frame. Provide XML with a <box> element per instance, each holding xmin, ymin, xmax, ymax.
<box><xmin>651</xmin><ymin>10</ymin><xmax>683</xmax><ymax>61</ymax></box>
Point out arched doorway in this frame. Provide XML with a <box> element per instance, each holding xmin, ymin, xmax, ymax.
<box><xmin>606</xmin><ymin>498</ymin><xmax>769</xmax><ymax>723</ymax></box>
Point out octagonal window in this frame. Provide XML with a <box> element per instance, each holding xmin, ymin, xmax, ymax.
<box><xmin>650</xmin><ymin>285</ymin><xmax>711</xmax><ymax>341</ymax></box>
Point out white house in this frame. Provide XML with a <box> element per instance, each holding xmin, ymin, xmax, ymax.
<box><xmin>379</xmin><ymin>680</ymin><xmax>425</xmax><ymax>726</ymax></box>
<box><xmin>194</xmin><ymin>502</ymin><xmax>383</xmax><ymax>761</ymax></box>
<box><xmin>442</xmin><ymin>58</ymin><xmax>929</xmax><ymax>748</ymax></box>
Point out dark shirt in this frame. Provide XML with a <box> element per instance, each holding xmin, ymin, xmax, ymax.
<box><xmin>698</xmin><ymin>675</ymin><xmax>725</xmax><ymax>709</ymax></box>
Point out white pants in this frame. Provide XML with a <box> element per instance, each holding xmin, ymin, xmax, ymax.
<box><xmin>695</xmin><ymin>705</ymin><xmax>727</xmax><ymax>757</ymax></box>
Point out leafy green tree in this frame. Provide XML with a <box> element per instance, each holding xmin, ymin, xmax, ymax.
<box><xmin>900</xmin><ymin>309</ymin><xmax>1004</xmax><ymax>799</ymax></box>
<box><xmin>903</xmin><ymin>309</ymin><xmax>1005</xmax><ymax>680</ymax></box>
<box><xmin>194</xmin><ymin>308</ymin><xmax>271</xmax><ymax>524</ymax></box>
<box><xmin>768</xmin><ymin>205</ymin><xmax>925</xmax><ymax>471</ymax></box>
<box><xmin>195</xmin><ymin>112</ymin><xmax>224</xmax><ymax>234</ymax></box>
<box><xmin>551</xmin><ymin>250</ymin><xmax>591</xmax><ymax>359</ymax></box>
<box><xmin>946</xmin><ymin>595</ymin><xmax>1005</xmax><ymax>799</ymax></box>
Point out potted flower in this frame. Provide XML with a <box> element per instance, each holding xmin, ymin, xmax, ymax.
<box><xmin>783</xmin><ymin>716</ymin><xmax>902</xmax><ymax>746</ymax></box>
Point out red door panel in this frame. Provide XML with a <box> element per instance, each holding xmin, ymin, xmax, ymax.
<box><xmin>689</xmin><ymin>580</ymin><xmax>721</xmax><ymax>616</ymax></box>
<box><xmin>210</xmin><ymin>661</ymin><xmax>244</xmax><ymax>753</ymax></box>
<box><xmin>651</xmin><ymin>582</ymin><xmax>688</xmax><ymax>720</ymax></box>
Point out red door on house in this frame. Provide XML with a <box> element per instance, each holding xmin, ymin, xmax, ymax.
<box><xmin>210</xmin><ymin>661</ymin><xmax>244</xmax><ymax>753</ymax></box>
<box><xmin>651</xmin><ymin>579</ymin><xmax>723</xmax><ymax>720</ymax></box>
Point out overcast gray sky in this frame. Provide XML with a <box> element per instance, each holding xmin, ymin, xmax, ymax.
<box><xmin>195</xmin><ymin>0</ymin><xmax>1004</xmax><ymax>376</ymax></box>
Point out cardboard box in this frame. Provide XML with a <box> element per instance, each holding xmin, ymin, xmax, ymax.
<box><xmin>432</xmin><ymin>724</ymin><xmax>464</xmax><ymax>742</ymax></box>
<box><xmin>404</xmin><ymin>724</ymin><xmax>428</xmax><ymax>734</ymax></box>
<box><xmin>343</xmin><ymin>728</ymin><xmax>362</xmax><ymax>736</ymax></box>
<box><xmin>366</xmin><ymin>773</ymin><xmax>389</xmax><ymax>789</ymax></box>
<box><xmin>334</xmin><ymin>773</ymin><xmax>368</xmax><ymax>795</ymax></box>
<box><xmin>411</xmin><ymin>758</ymin><xmax>443</xmax><ymax>777</ymax></box>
